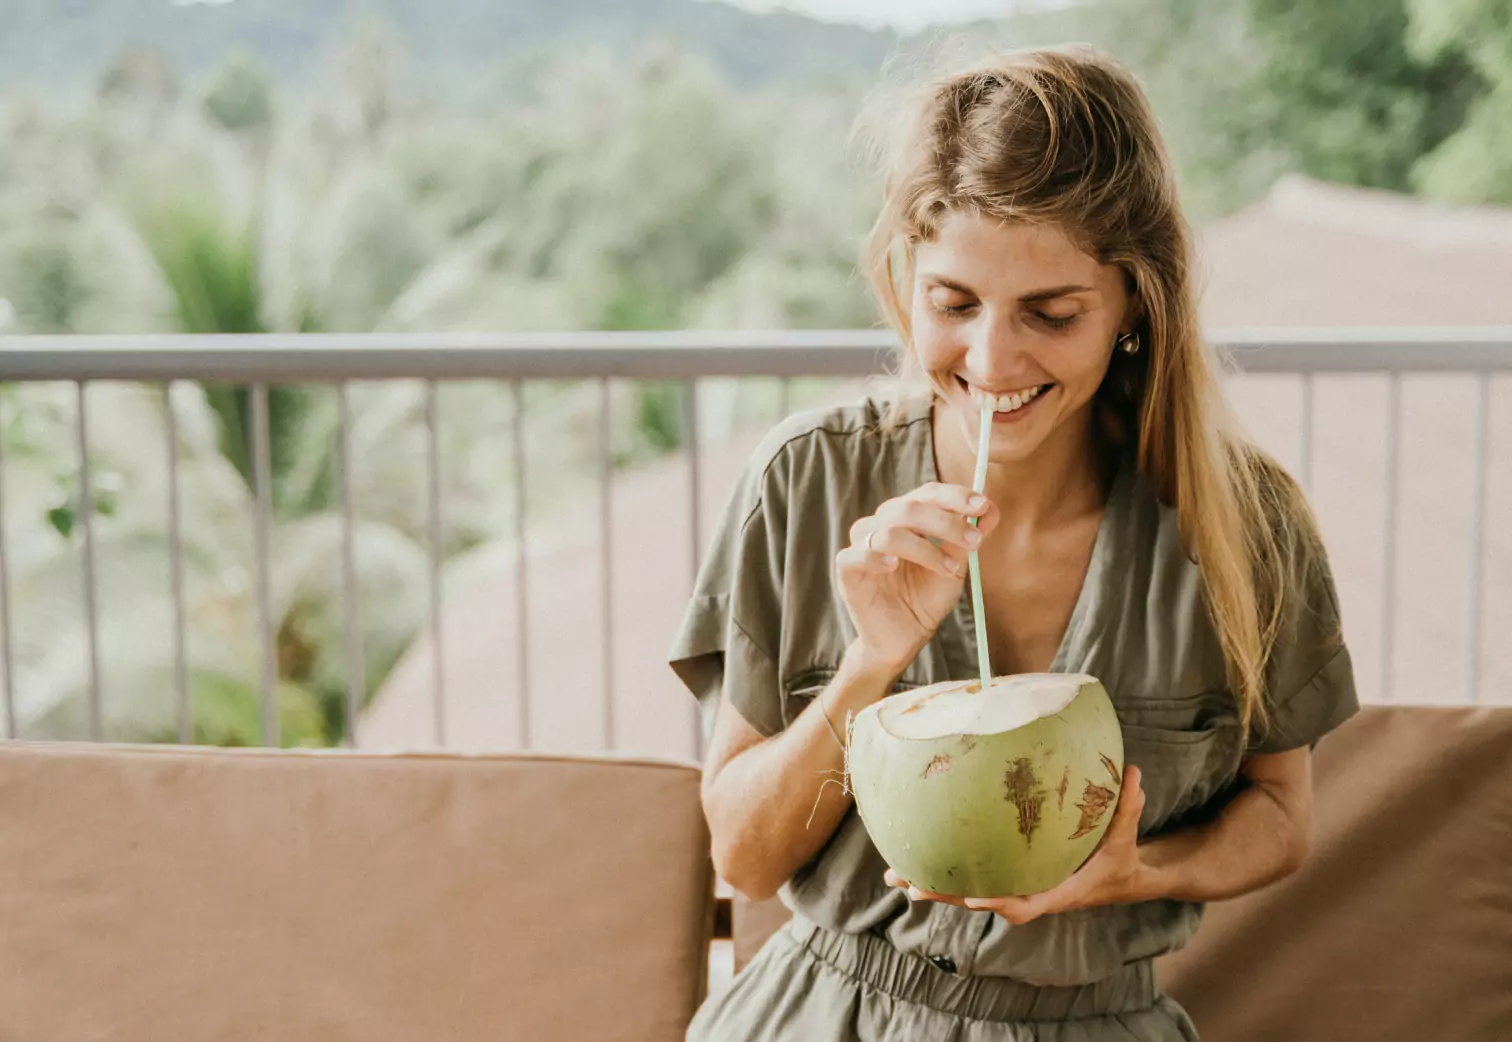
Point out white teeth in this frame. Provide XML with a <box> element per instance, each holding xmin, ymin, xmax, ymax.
<box><xmin>973</xmin><ymin>384</ymin><xmax>1046</xmax><ymax>411</ymax></box>
<box><xmin>969</xmin><ymin>384</ymin><xmax>1047</xmax><ymax>413</ymax></box>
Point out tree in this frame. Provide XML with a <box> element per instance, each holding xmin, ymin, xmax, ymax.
<box><xmin>1242</xmin><ymin>0</ymin><xmax>1479</xmax><ymax>192</ymax></box>
<box><xmin>1102</xmin><ymin>0</ymin><xmax>1482</xmax><ymax>215</ymax></box>
<box><xmin>0</xmin><ymin>27</ymin><xmax>878</xmax><ymax>745</ymax></box>
<box><xmin>0</xmin><ymin>379</ymin><xmax>427</xmax><ymax>746</ymax></box>
<box><xmin>1407</xmin><ymin>0</ymin><xmax>1512</xmax><ymax>204</ymax></box>
<box><xmin>203</xmin><ymin>50</ymin><xmax>275</xmax><ymax>135</ymax></box>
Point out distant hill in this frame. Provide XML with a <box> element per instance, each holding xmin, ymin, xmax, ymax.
<box><xmin>0</xmin><ymin>0</ymin><xmax>901</xmax><ymax>95</ymax></box>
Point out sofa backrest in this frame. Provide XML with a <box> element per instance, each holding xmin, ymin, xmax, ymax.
<box><xmin>1158</xmin><ymin>705</ymin><xmax>1512</xmax><ymax>1041</ymax></box>
<box><xmin>0</xmin><ymin>743</ymin><xmax>714</xmax><ymax>1042</ymax></box>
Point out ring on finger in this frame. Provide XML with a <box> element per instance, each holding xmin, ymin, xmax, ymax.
<box><xmin>865</xmin><ymin>529</ymin><xmax>879</xmax><ymax>552</ymax></box>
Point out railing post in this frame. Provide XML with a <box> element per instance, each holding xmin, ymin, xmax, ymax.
<box><xmin>164</xmin><ymin>383</ymin><xmax>191</xmax><ymax>744</ymax></box>
<box><xmin>599</xmin><ymin>378</ymin><xmax>616</xmax><ymax>751</ymax></box>
<box><xmin>686</xmin><ymin>379</ymin><xmax>704</xmax><ymax>762</ymax></box>
<box><xmin>1298</xmin><ymin>373</ymin><xmax>1314</xmax><ymax>493</ymax></box>
<box><xmin>1466</xmin><ymin>374</ymin><xmax>1490</xmax><ymax>704</ymax></box>
<box><xmin>425</xmin><ymin>380</ymin><xmax>446</xmax><ymax>748</ymax></box>
<box><xmin>76</xmin><ymin>382</ymin><xmax>103</xmax><ymax>741</ymax></box>
<box><xmin>251</xmin><ymin>383</ymin><xmax>278</xmax><ymax>747</ymax></box>
<box><xmin>0</xmin><ymin>407</ymin><xmax>14</xmax><ymax>740</ymax></box>
<box><xmin>513</xmin><ymin>380</ymin><xmax>530</xmax><ymax>750</ymax></box>
<box><xmin>339</xmin><ymin>382</ymin><xmax>365</xmax><ymax>747</ymax></box>
<box><xmin>1379</xmin><ymin>373</ymin><xmax>1401</xmax><ymax>704</ymax></box>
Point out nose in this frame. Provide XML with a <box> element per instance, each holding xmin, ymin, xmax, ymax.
<box><xmin>963</xmin><ymin>313</ymin><xmax>1029</xmax><ymax>386</ymax></box>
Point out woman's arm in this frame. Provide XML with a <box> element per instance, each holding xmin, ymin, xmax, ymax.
<box><xmin>702</xmin><ymin>482</ymin><xmax>998</xmax><ymax>902</ymax></box>
<box><xmin>702</xmin><ymin>641</ymin><xmax>898</xmax><ymax>902</ymax></box>
<box><xmin>890</xmin><ymin>748</ymin><xmax>1314</xmax><ymax>923</ymax></box>
<box><xmin>1138</xmin><ymin>747</ymin><xmax>1312</xmax><ymax>902</ymax></box>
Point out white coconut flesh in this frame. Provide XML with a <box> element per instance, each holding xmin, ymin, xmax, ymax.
<box><xmin>877</xmin><ymin>673</ymin><xmax>1097</xmax><ymax>741</ymax></box>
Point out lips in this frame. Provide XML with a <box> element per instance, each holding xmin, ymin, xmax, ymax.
<box><xmin>958</xmin><ymin>375</ymin><xmax>1055</xmax><ymax>416</ymax></box>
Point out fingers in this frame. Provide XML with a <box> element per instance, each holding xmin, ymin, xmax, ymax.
<box><xmin>884</xmin><ymin>868</ymin><xmax>968</xmax><ymax>908</ymax></box>
<box><xmin>847</xmin><ymin>495</ymin><xmax>970</xmax><ymax>577</ymax></box>
<box><xmin>858</xmin><ymin>525</ymin><xmax>964</xmax><ymax>578</ymax></box>
<box><xmin>908</xmin><ymin>888</ymin><xmax>968</xmax><ymax>908</ymax></box>
<box><xmin>963</xmin><ymin>892</ymin><xmax>1054</xmax><ymax>925</ymax></box>
<box><xmin>959</xmin><ymin>872</ymin><xmax>1090</xmax><ymax>923</ymax></box>
<box><xmin>875</xmin><ymin>501</ymin><xmax>982</xmax><ymax>554</ymax></box>
<box><xmin>843</xmin><ymin>484</ymin><xmax>996</xmax><ymax>576</ymax></box>
<box><xmin>886</xmin><ymin>868</ymin><xmax>1047</xmax><ymax>923</ymax></box>
<box><xmin>835</xmin><ymin>539</ymin><xmax>899</xmax><ymax>577</ymax></box>
<box><xmin>1108</xmin><ymin>765</ymin><xmax>1145</xmax><ymax>838</ymax></box>
<box><xmin>837</xmin><ymin>527</ymin><xmax>956</xmax><ymax>578</ymax></box>
<box><xmin>905</xmin><ymin>482</ymin><xmax>991</xmax><ymax>519</ymax></box>
<box><xmin>913</xmin><ymin>483</ymin><xmax>1002</xmax><ymax>538</ymax></box>
<box><xmin>886</xmin><ymin>485</ymin><xmax>999</xmax><ymax>546</ymax></box>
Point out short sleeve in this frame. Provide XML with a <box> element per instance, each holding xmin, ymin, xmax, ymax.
<box><xmin>1248</xmin><ymin>491</ymin><xmax>1360</xmax><ymax>755</ymax></box>
<box><xmin>668</xmin><ymin>439</ymin><xmax>790</xmax><ymax>740</ymax></box>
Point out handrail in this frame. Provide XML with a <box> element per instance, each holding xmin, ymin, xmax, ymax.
<box><xmin>2</xmin><ymin>327</ymin><xmax>1510</xmax><ymax>382</ymax></box>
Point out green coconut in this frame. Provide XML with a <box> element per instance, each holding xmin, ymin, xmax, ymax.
<box><xmin>847</xmin><ymin>673</ymin><xmax>1124</xmax><ymax>898</ymax></box>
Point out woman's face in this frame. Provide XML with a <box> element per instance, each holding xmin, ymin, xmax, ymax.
<box><xmin>910</xmin><ymin>210</ymin><xmax>1133</xmax><ymax>466</ymax></box>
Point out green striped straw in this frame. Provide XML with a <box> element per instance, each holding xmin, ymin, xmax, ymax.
<box><xmin>968</xmin><ymin>397</ymin><xmax>993</xmax><ymax>689</ymax></box>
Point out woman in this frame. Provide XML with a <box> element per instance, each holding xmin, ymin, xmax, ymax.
<box><xmin>670</xmin><ymin>45</ymin><xmax>1357</xmax><ymax>1041</ymax></box>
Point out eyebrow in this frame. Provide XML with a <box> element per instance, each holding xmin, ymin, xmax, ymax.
<box><xmin>922</xmin><ymin>275</ymin><xmax>1095</xmax><ymax>304</ymax></box>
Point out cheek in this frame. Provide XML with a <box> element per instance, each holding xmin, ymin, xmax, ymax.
<box><xmin>1057</xmin><ymin>337</ymin><xmax>1116</xmax><ymax>398</ymax></box>
<box><xmin>910</xmin><ymin>312</ymin><xmax>961</xmax><ymax>375</ymax></box>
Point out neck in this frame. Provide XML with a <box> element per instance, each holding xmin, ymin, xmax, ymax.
<box><xmin>933</xmin><ymin>402</ymin><xmax>1107</xmax><ymax>530</ymax></box>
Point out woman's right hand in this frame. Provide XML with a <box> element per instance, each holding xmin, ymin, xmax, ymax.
<box><xmin>836</xmin><ymin>483</ymin><xmax>1000</xmax><ymax>677</ymax></box>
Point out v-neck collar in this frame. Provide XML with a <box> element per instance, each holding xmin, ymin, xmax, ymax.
<box><xmin>911</xmin><ymin>395</ymin><xmax>1132</xmax><ymax>680</ymax></box>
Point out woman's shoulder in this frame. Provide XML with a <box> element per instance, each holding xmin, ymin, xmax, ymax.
<box><xmin>737</xmin><ymin>392</ymin><xmax>933</xmax><ymax>503</ymax></box>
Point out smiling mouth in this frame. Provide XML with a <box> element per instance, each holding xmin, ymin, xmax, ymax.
<box><xmin>958</xmin><ymin>376</ymin><xmax>1055</xmax><ymax>415</ymax></box>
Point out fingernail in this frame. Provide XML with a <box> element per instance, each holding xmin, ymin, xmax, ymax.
<box><xmin>944</xmin><ymin>558</ymin><xmax>960</xmax><ymax>573</ymax></box>
<box><xmin>963</xmin><ymin>528</ymin><xmax>981</xmax><ymax>548</ymax></box>
<box><xmin>908</xmin><ymin>887</ymin><xmax>923</xmax><ymax>901</ymax></box>
<box><xmin>882</xmin><ymin>554</ymin><xmax>898</xmax><ymax>567</ymax></box>
<box><xmin>968</xmin><ymin>494</ymin><xmax>987</xmax><ymax>511</ymax></box>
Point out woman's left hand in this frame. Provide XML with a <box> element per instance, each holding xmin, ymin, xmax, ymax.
<box><xmin>885</xmin><ymin>765</ymin><xmax>1154</xmax><ymax>925</ymax></box>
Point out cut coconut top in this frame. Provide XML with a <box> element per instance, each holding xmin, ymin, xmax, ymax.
<box><xmin>876</xmin><ymin>674</ymin><xmax>1098</xmax><ymax>740</ymax></box>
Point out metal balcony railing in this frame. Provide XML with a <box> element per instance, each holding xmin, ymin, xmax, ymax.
<box><xmin>1</xmin><ymin>327</ymin><xmax>1508</xmax><ymax>760</ymax></box>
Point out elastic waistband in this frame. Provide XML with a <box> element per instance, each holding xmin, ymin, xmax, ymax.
<box><xmin>784</xmin><ymin>916</ymin><xmax>1161</xmax><ymax>1023</ymax></box>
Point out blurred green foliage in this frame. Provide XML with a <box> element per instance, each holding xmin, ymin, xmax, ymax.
<box><xmin>0</xmin><ymin>0</ymin><xmax>1505</xmax><ymax>745</ymax></box>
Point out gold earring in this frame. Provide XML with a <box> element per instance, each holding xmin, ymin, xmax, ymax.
<box><xmin>1117</xmin><ymin>333</ymin><xmax>1141</xmax><ymax>355</ymax></box>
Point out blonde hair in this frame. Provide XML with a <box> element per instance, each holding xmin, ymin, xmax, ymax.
<box><xmin>863</xmin><ymin>44</ymin><xmax>1320</xmax><ymax>738</ymax></box>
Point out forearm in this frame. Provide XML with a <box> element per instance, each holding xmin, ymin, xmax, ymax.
<box><xmin>705</xmin><ymin>642</ymin><xmax>900</xmax><ymax>900</ymax></box>
<box><xmin>1137</xmin><ymin>775</ymin><xmax>1311</xmax><ymax>904</ymax></box>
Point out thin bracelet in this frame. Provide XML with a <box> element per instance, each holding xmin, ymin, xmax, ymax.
<box><xmin>818</xmin><ymin>687</ymin><xmax>847</xmax><ymax>750</ymax></box>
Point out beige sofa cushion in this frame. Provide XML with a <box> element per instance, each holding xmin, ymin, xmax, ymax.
<box><xmin>0</xmin><ymin>743</ymin><xmax>713</xmax><ymax>1042</ymax></box>
<box><xmin>1160</xmin><ymin>705</ymin><xmax>1512</xmax><ymax>1041</ymax></box>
